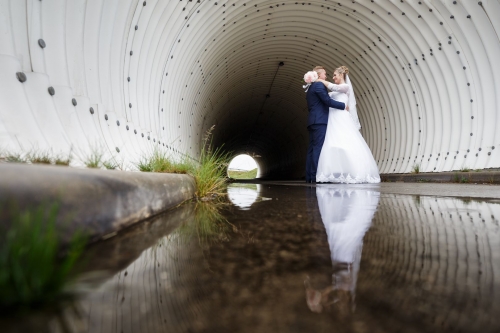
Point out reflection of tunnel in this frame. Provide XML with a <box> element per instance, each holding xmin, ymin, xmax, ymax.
<box><xmin>0</xmin><ymin>1</ymin><xmax>499</xmax><ymax>178</ymax></box>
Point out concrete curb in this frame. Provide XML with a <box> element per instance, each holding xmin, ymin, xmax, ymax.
<box><xmin>380</xmin><ymin>171</ymin><xmax>500</xmax><ymax>184</ymax></box>
<box><xmin>0</xmin><ymin>163</ymin><xmax>196</xmax><ymax>243</ymax></box>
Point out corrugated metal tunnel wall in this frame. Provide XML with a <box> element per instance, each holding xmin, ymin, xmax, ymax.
<box><xmin>1</xmin><ymin>0</ymin><xmax>499</xmax><ymax>178</ymax></box>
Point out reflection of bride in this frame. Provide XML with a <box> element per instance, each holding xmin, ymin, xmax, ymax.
<box><xmin>305</xmin><ymin>185</ymin><xmax>380</xmax><ymax>314</ymax></box>
<box><xmin>316</xmin><ymin>66</ymin><xmax>380</xmax><ymax>184</ymax></box>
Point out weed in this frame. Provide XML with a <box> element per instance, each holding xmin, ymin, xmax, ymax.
<box><xmin>453</xmin><ymin>173</ymin><xmax>460</xmax><ymax>183</ymax></box>
<box><xmin>412</xmin><ymin>164</ymin><xmax>420</xmax><ymax>174</ymax></box>
<box><xmin>55</xmin><ymin>157</ymin><xmax>71</xmax><ymax>166</ymax></box>
<box><xmin>0</xmin><ymin>204</ymin><xmax>86</xmax><ymax>312</ymax></box>
<box><xmin>55</xmin><ymin>152</ymin><xmax>72</xmax><ymax>166</ymax></box>
<box><xmin>28</xmin><ymin>151</ymin><xmax>52</xmax><ymax>164</ymax></box>
<box><xmin>136</xmin><ymin>148</ymin><xmax>194</xmax><ymax>174</ymax></box>
<box><xmin>84</xmin><ymin>149</ymin><xmax>104</xmax><ymax>168</ymax></box>
<box><xmin>137</xmin><ymin>126</ymin><xmax>231</xmax><ymax>199</ymax></box>
<box><xmin>460</xmin><ymin>176</ymin><xmax>469</xmax><ymax>183</ymax></box>
<box><xmin>103</xmin><ymin>160</ymin><xmax>118</xmax><ymax>170</ymax></box>
<box><xmin>460</xmin><ymin>167</ymin><xmax>471</xmax><ymax>172</ymax></box>
<box><xmin>191</xmin><ymin>126</ymin><xmax>231</xmax><ymax>198</ymax></box>
<box><xmin>5</xmin><ymin>153</ymin><xmax>27</xmax><ymax>163</ymax></box>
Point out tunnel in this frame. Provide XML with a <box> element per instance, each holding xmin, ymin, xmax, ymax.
<box><xmin>0</xmin><ymin>0</ymin><xmax>499</xmax><ymax>179</ymax></box>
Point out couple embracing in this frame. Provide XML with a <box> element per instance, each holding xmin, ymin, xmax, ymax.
<box><xmin>304</xmin><ymin>66</ymin><xmax>380</xmax><ymax>184</ymax></box>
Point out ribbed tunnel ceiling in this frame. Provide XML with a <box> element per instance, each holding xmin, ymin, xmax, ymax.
<box><xmin>0</xmin><ymin>0</ymin><xmax>499</xmax><ymax>178</ymax></box>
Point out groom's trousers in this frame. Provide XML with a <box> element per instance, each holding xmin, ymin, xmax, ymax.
<box><xmin>306</xmin><ymin>124</ymin><xmax>327</xmax><ymax>182</ymax></box>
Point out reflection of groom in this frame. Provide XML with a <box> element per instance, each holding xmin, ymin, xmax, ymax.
<box><xmin>305</xmin><ymin>66</ymin><xmax>347</xmax><ymax>183</ymax></box>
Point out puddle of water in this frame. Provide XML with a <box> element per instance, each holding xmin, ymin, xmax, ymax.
<box><xmin>2</xmin><ymin>184</ymin><xmax>500</xmax><ymax>333</ymax></box>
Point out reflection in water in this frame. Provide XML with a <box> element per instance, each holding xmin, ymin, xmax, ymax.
<box><xmin>227</xmin><ymin>184</ymin><xmax>261</xmax><ymax>209</ymax></box>
<box><xmin>305</xmin><ymin>186</ymin><xmax>380</xmax><ymax>315</ymax></box>
<box><xmin>3</xmin><ymin>186</ymin><xmax>500</xmax><ymax>333</ymax></box>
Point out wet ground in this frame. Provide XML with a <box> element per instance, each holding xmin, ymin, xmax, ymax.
<box><xmin>3</xmin><ymin>182</ymin><xmax>500</xmax><ymax>333</ymax></box>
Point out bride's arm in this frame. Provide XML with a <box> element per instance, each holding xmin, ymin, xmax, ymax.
<box><xmin>316</xmin><ymin>79</ymin><xmax>349</xmax><ymax>93</ymax></box>
<box><xmin>328</xmin><ymin>83</ymin><xmax>350</xmax><ymax>93</ymax></box>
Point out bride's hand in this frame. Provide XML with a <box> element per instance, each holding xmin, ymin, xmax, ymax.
<box><xmin>346</xmin><ymin>105</ymin><xmax>350</xmax><ymax>111</ymax></box>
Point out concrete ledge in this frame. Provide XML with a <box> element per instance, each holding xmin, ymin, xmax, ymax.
<box><xmin>0</xmin><ymin>164</ymin><xmax>196</xmax><ymax>243</ymax></box>
<box><xmin>380</xmin><ymin>171</ymin><xmax>500</xmax><ymax>184</ymax></box>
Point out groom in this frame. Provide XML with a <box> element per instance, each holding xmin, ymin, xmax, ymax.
<box><xmin>305</xmin><ymin>66</ymin><xmax>347</xmax><ymax>183</ymax></box>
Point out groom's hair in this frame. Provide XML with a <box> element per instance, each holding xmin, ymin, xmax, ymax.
<box><xmin>313</xmin><ymin>66</ymin><xmax>325</xmax><ymax>73</ymax></box>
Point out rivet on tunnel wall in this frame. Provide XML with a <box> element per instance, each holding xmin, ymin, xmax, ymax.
<box><xmin>116</xmin><ymin>147</ymin><xmax>120</xmax><ymax>153</ymax></box>
<box><xmin>126</xmin><ymin>125</ymin><xmax>129</xmax><ymax>130</ymax></box>
<box><xmin>16</xmin><ymin>72</ymin><xmax>27</xmax><ymax>83</ymax></box>
<box><xmin>72</xmin><ymin>98</ymin><xmax>77</xmax><ymax>106</ymax></box>
<box><xmin>116</xmin><ymin>120</ymin><xmax>120</xmax><ymax>126</ymax></box>
<box><xmin>38</xmin><ymin>39</ymin><xmax>46</xmax><ymax>48</ymax></box>
<box><xmin>105</xmin><ymin>114</ymin><xmax>108</xmax><ymax>120</ymax></box>
<box><xmin>90</xmin><ymin>107</ymin><xmax>94</xmax><ymax>114</ymax></box>
<box><xmin>48</xmin><ymin>86</ymin><xmax>55</xmax><ymax>95</ymax></box>
<box><xmin>134</xmin><ymin>129</ymin><xmax>137</xmax><ymax>134</ymax></box>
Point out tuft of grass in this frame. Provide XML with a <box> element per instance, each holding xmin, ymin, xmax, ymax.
<box><xmin>191</xmin><ymin>125</ymin><xmax>231</xmax><ymax>199</ymax></box>
<box><xmin>412</xmin><ymin>164</ymin><xmax>420</xmax><ymax>174</ymax></box>
<box><xmin>453</xmin><ymin>173</ymin><xmax>470</xmax><ymax>183</ymax></box>
<box><xmin>55</xmin><ymin>157</ymin><xmax>71</xmax><ymax>166</ymax></box>
<box><xmin>228</xmin><ymin>168</ymin><xmax>258</xmax><ymax>179</ymax></box>
<box><xmin>55</xmin><ymin>152</ymin><xmax>72</xmax><ymax>166</ymax></box>
<box><xmin>5</xmin><ymin>153</ymin><xmax>27</xmax><ymax>164</ymax></box>
<box><xmin>84</xmin><ymin>149</ymin><xmax>104</xmax><ymax>169</ymax></box>
<box><xmin>103</xmin><ymin>160</ymin><xmax>118</xmax><ymax>170</ymax></box>
<box><xmin>137</xmin><ymin>126</ymin><xmax>231</xmax><ymax>199</ymax></box>
<box><xmin>0</xmin><ymin>204</ymin><xmax>87</xmax><ymax>312</ymax></box>
<box><xmin>460</xmin><ymin>167</ymin><xmax>471</xmax><ymax>172</ymax></box>
<box><xmin>28</xmin><ymin>151</ymin><xmax>52</xmax><ymax>164</ymax></box>
<box><xmin>136</xmin><ymin>148</ymin><xmax>194</xmax><ymax>174</ymax></box>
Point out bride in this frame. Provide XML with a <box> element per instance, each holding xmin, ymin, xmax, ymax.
<box><xmin>316</xmin><ymin>66</ymin><xmax>380</xmax><ymax>183</ymax></box>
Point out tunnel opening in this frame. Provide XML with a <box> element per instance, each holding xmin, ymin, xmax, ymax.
<box><xmin>227</xmin><ymin>154</ymin><xmax>259</xmax><ymax>180</ymax></box>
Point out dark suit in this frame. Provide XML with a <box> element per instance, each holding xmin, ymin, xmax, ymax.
<box><xmin>305</xmin><ymin>82</ymin><xmax>346</xmax><ymax>182</ymax></box>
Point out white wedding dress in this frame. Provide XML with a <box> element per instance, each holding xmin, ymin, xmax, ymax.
<box><xmin>316</xmin><ymin>82</ymin><xmax>380</xmax><ymax>183</ymax></box>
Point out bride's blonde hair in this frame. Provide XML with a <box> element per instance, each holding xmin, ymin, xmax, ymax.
<box><xmin>335</xmin><ymin>66</ymin><xmax>349</xmax><ymax>81</ymax></box>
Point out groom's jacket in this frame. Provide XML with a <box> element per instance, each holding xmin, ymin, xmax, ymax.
<box><xmin>306</xmin><ymin>82</ymin><xmax>346</xmax><ymax>127</ymax></box>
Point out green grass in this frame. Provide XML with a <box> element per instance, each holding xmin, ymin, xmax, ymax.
<box><xmin>55</xmin><ymin>156</ymin><xmax>71</xmax><ymax>166</ymax></box>
<box><xmin>84</xmin><ymin>149</ymin><xmax>105</xmax><ymax>168</ymax></box>
<box><xmin>4</xmin><ymin>153</ymin><xmax>27</xmax><ymax>163</ymax></box>
<box><xmin>103</xmin><ymin>160</ymin><xmax>118</xmax><ymax>170</ymax></box>
<box><xmin>412</xmin><ymin>164</ymin><xmax>420</xmax><ymax>174</ymax></box>
<box><xmin>453</xmin><ymin>173</ymin><xmax>470</xmax><ymax>183</ymax></box>
<box><xmin>137</xmin><ymin>127</ymin><xmax>231</xmax><ymax>199</ymax></box>
<box><xmin>84</xmin><ymin>147</ymin><xmax>118</xmax><ymax>169</ymax></box>
<box><xmin>137</xmin><ymin>148</ymin><xmax>193</xmax><ymax>174</ymax></box>
<box><xmin>27</xmin><ymin>151</ymin><xmax>52</xmax><ymax>164</ymax></box>
<box><xmin>1</xmin><ymin>149</ymin><xmax>72</xmax><ymax>166</ymax></box>
<box><xmin>460</xmin><ymin>167</ymin><xmax>471</xmax><ymax>172</ymax></box>
<box><xmin>0</xmin><ymin>204</ymin><xmax>87</xmax><ymax>312</ymax></box>
<box><xmin>227</xmin><ymin>168</ymin><xmax>258</xmax><ymax>179</ymax></box>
